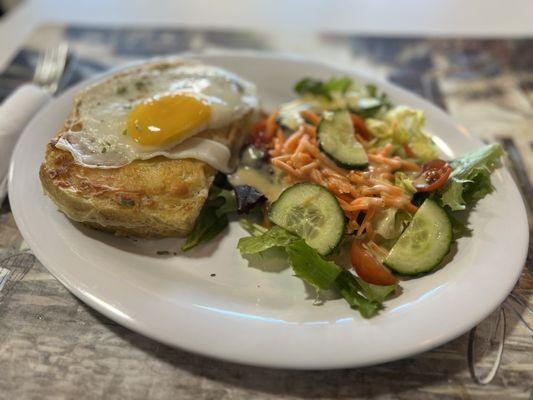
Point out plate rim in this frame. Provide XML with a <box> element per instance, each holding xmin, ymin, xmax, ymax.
<box><xmin>8</xmin><ymin>50</ymin><xmax>529</xmax><ymax>369</ymax></box>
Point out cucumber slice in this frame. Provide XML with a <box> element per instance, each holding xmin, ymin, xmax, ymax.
<box><xmin>384</xmin><ymin>199</ymin><xmax>452</xmax><ymax>275</ymax></box>
<box><xmin>269</xmin><ymin>183</ymin><xmax>345</xmax><ymax>255</ymax></box>
<box><xmin>317</xmin><ymin>109</ymin><xmax>368</xmax><ymax>169</ymax></box>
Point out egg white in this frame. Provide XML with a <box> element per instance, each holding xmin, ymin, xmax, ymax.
<box><xmin>55</xmin><ymin>62</ymin><xmax>258</xmax><ymax>172</ymax></box>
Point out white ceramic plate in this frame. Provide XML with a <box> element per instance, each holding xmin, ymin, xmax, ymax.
<box><xmin>9</xmin><ymin>52</ymin><xmax>529</xmax><ymax>369</ymax></box>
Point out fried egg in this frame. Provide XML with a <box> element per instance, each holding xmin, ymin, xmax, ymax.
<box><xmin>55</xmin><ymin>61</ymin><xmax>258</xmax><ymax>172</ymax></box>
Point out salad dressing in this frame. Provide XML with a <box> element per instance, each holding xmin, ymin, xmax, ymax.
<box><xmin>229</xmin><ymin>166</ymin><xmax>284</xmax><ymax>202</ymax></box>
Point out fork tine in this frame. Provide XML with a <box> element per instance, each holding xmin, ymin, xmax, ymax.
<box><xmin>32</xmin><ymin>42</ymin><xmax>69</xmax><ymax>93</ymax></box>
<box><xmin>39</xmin><ymin>46</ymin><xmax>55</xmax><ymax>88</ymax></box>
<box><xmin>33</xmin><ymin>52</ymin><xmax>46</xmax><ymax>84</ymax></box>
<box><xmin>47</xmin><ymin>45</ymin><xmax>60</xmax><ymax>87</ymax></box>
<box><xmin>57</xmin><ymin>42</ymin><xmax>69</xmax><ymax>65</ymax></box>
<box><xmin>44</xmin><ymin>46</ymin><xmax>58</xmax><ymax>90</ymax></box>
<box><xmin>50</xmin><ymin>42</ymin><xmax>69</xmax><ymax>92</ymax></box>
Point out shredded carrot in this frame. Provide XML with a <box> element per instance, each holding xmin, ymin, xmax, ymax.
<box><xmin>271</xmin><ymin>158</ymin><xmax>302</xmax><ymax>178</ymax></box>
<box><xmin>400</xmin><ymin>159</ymin><xmax>421</xmax><ymax>172</ymax></box>
<box><xmin>300</xmin><ymin>110</ymin><xmax>321</xmax><ymax>126</ymax></box>
<box><xmin>299</xmin><ymin>161</ymin><xmax>319</xmax><ymax>173</ymax></box>
<box><xmin>347</xmin><ymin>212</ymin><xmax>361</xmax><ymax>233</ymax></box>
<box><xmin>291</xmin><ymin>152</ymin><xmax>313</xmax><ymax>168</ymax></box>
<box><xmin>271</xmin><ymin>154</ymin><xmax>291</xmax><ymax>162</ymax></box>
<box><xmin>367</xmin><ymin>154</ymin><xmax>402</xmax><ymax>170</ymax></box>
<box><xmin>365</xmin><ymin>220</ymin><xmax>375</xmax><ymax>240</ymax></box>
<box><xmin>261</xmin><ymin>109</ymin><xmax>419</xmax><ymax>237</ymax></box>
<box><xmin>357</xmin><ymin>206</ymin><xmax>377</xmax><ymax>238</ymax></box>
<box><xmin>379</xmin><ymin>143</ymin><xmax>393</xmax><ymax>157</ymax></box>
<box><xmin>303</xmin><ymin>124</ymin><xmax>317</xmax><ymax>137</ymax></box>
<box><xmin>265</xmin><ymin>111</ymin><xmax>279</xmax><ymax>138</ymax></box>
<box><xmin>283</xmin><ymin>126</ymin><xmax>305</xmax><ymax>153</ymax></box>
<box><xmin>367</xmin><ymin>240</ymin><xmax>389</xmax><ymax>259</ymax></box>
<box><xmin>268</xmin><ymin>128</ymin><xmax>285</xmax><ymax>157</ymax></box>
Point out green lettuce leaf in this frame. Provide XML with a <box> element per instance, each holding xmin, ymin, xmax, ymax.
<box><xmin>215</xmin><ymin>189</ymin><xmax>237</xmax><ymax>217</ymax></box>
<box><xmin>183</xmin><ymin>183</ymin><xmax>268</xmax><ymax>252</ymax></box>
<box><xmin>237</xmin><ymin>224</ymin><xmax>397</xmax><ymax>318</ymax></box>
<box><xmin>238</xmin><ymin>225</ymin><xmax>298</xmax><ymax>255</ymax></box>
<box><xmin>366</xmin><ymin>106</ymin><xmax>438</xmax><ymax>162</ymax></box>
<box><xmin>394</xmin><ymin>171</ymin><xmax>416</xmax><ymax>195</ymax></box>
<box><xmin>294</xmin><ymin>76</ymin><xmax>352</xmax><ymax>99</ymax></box>
<box><xmin>182</xmin><ymin>204</ymin><xmax>228</xmax><ymax>251</ymax></box>
<box><xmin>286</xmin><ymin>240</ymin><xmax>341</xmax><ymax>290</ymax></box>
<box><xmin>286</xmin><ymin>241</ymin><xmax>395</xmax><ymax>318</ymax></box>
<box><xmin>354</xmin><ymin>276</ymin><xmax>397</xmax><ymax>302</ymax></box>
<box><xmin>373</xmin><ymin>208</ymin><xmax>412</xmax><ymax>241</ymax></box>
<box><xmin>349</xmin><ymin>84</ymin><xmax>391</xmax><ymax>118</ymax></box>
<box><xmin>334</xmin><ymin>271</ymin><xmax>380</xmax><ymax>318</ymax></box>
<box><xmin>439</xmin><ymin>143</ymin><xmax>504</xmax><ymax>211</ymax></box>
<box><xmin>181</xmin><ymin>188</ymin><xmax>236</xmax><ymax>252</ymax></box>
<box><xmin>444</xmin><ymin>207</ymin><xmax>472</xmax><ymax>239</ymax></box>
<box><xmin>440</xmin><ymin>180</ymin><xmax>465</xmax><ymax>210</ymax></box>
<box><xmin>186</xmin><ymin>214</ymin><xmax>229</xmax><ymax>251</ymax></box>
<box><xmin>366</xmin><ymin>118</ymin><xmax>391</xmax><ymax>139</ymax></box>
<box><xmin>239</xmin><ymin>219</ymin><xmax>268</xmax><ymax>237</ymax></box>
<box><xmin>387</xmin><ymin>106</ymin><xmax>438</xmax><ymax>161</ymax></box>
<box><xmin>292</xmin><ymin>78</ymin><xmax>389</xmax><ymax>119</ymax></box>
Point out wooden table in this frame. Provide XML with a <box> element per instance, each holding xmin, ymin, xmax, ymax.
<box><xmin>0</xmin><ymin>25</ymin><xmax>531</xmax><ymax>399</ymax></box>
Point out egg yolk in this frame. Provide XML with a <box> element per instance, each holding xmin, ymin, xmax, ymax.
<box><xmin>126</xmin><ymin>94</ymin><xmax>211</xmax><ymax>147</ymax></box>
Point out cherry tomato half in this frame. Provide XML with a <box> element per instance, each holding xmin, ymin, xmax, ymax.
<box><xmin>413</xmin><ymin>159</ymin><xmax>452</xmax><ymax>193</ymax></box>
<box><xmin>350</xmin><ymin>239</ymin><xmax>398</xmax><ymax>286</ymax></box>
<box><xmin>250</xmin><ymin>119</ymin><xmax>270</xmax><ymax>147</ymax></box>
<box><xmin>251</xmin><ymin>119</ymin><xmax>267</xmax><ymax>136</ymax></box>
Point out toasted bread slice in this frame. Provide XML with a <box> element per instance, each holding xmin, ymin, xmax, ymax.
<box><xmin>40</xmin><ymin>119</ymin><xmax>250</xmax><ymax>237</ymax></box>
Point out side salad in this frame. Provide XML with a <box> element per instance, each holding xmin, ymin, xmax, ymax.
<box><xmin>183</xmin><ymin>76</ymin><xmax>504</xmax><ymax>318</ymax></box>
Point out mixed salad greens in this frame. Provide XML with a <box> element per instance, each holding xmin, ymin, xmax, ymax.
<box><xmin>182</xmin><ymin>76</ymin><xmax>504</xmax><ymax>318</ymax></box>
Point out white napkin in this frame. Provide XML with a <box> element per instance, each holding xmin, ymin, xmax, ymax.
<box><xmin>0</xmin><ymin>84</ymin><xmax>51</xmax><ymax>200</ymax></box>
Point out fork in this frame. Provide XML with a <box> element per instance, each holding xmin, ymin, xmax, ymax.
<box><xmin>0</xmin><ymin>42</ymin><xmax>69</xmax><ymax>201</ymax></box>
